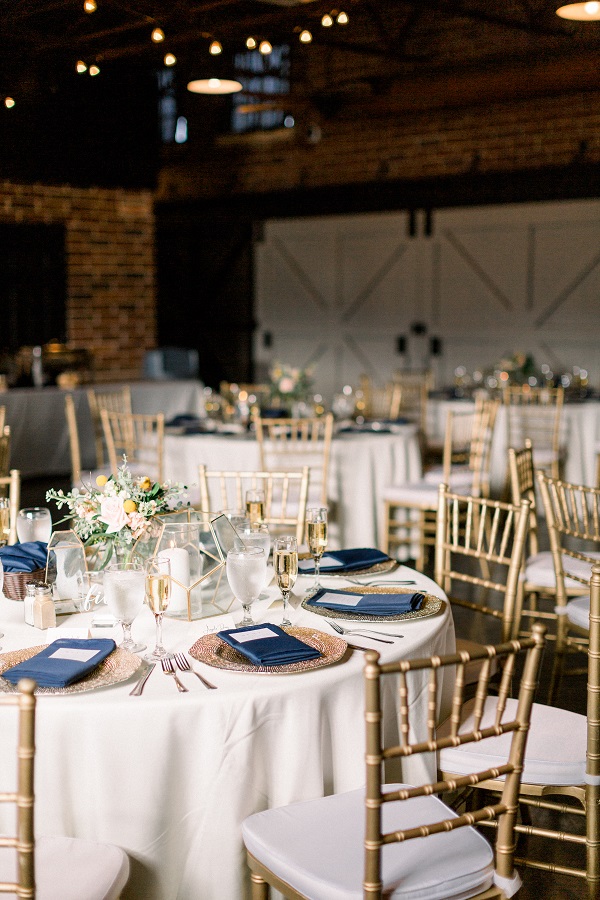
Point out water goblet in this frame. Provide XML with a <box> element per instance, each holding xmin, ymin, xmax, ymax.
<box><xmin>0</xmin><ymin>499</ymin><xmax>10</xmax><ymax>547</ymax></box>
<box><xmin>245</xmin><ymin>489</ymin><xmax>265</xmax><ymax>525</ymax></box>
<box><xmin>103</xmin><ymin>562</ymin><xmax>146</xmax><ymax>653</ymax></box>
<box><xmin>144</xmin><ymin>556</ymin><xmax>172</xmax><ymax>661</ymax></box>
<box><xmin>305</xmin><ymin>506</ymin><xmax>328</xmax><ymax>596</ymax></box>
<box><xmin>240</xmin><ymin>523</ymin><xmax>271</xmax><ymax>598</ymax></box>
<box><xmin>273</xmin><ymin>536</ymin><xmax>298</xmax><ymax>628</ymax></box>
<box><xmin>226</xmin><ymin>546</ymin><xmax>267</xmax><ymax>627</ymax></box>
<box><xmin>16</xmin><ymin>507</ymin><xmax>52</xmax><ymax>544</ymax></box>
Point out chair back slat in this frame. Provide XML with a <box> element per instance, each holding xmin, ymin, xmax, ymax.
<box><xmin>64</xmin><ymin>393</ymin><xmax>82</xmax><ymax>487</ymax></box>
<box><xmin>254</xmin><ymin>414</ymin><xmax>333</xmax><ymax>508</ymax></box>
<box><xmin>0</xmin><ymin>469</ymin><xmax>21</xmax><ymax>545</ymax></box>
<box><xmin>0</xmin><ymin>426</ymin><xmax>11</xmax><ymax>479</ymax></box>
<box><xmin>504</xmin><ymin>386</ymin><xmax>564</xmax><ymax>479</ymax></box>
<box><xmin>508</xmin><ymin>440</ymin><xmax>539</xmax><ymax>558</ymax></box>
<box><xmin>87</xmin><ymin>386</ymin><xmax>132</xmax><ymax>468</ymax></box>
<box><xmin>100</xmin><ymin>410</ymin><xmax>164</xmax><ymax>482</ymax></box>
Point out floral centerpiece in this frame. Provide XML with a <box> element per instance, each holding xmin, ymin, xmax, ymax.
<box><xmin>268</xmin><ymin>361</ymin><xmax>314</xmax><ymax>411</ymax></box>
<box><xmin>46</xmin><ymin>459</ymin><xmax>186</xmax><ymax>568</ymax></box>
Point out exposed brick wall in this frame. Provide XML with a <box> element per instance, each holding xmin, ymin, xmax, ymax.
<box><xmin>0</xmin><ymin>181</ymin><xmax>156</xmax><ymax>382</ymax></box>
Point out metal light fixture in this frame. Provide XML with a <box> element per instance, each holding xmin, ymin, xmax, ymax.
<box><xmin>556</xmin><ymin>1</ymin><xmax>600</xmax><ymax>18</ymax></box>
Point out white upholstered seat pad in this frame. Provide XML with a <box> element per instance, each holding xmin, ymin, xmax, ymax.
<box><xmin>523</xmin><ymin>551</ymin><xmax>600</xmax><ymax>591</ymax></box>
<box><xmin>423</xmin><ymin>466</ymin><xmax>473</xmax><ymax>489</ymax></box>
<box><xmin>0</xmin><ymin>835</ymin><xmax>129</xmax><ymax>900</ymax></box>
<box><xmin>382</xmin><ymin>483</ymin><xmax>439</xmax><ymax>507</ymax></box>
<box><xmin>439</xmin><ymin>698</ymin><xmax>586</xmax><ymax>786</ymax></box>
<box><xmin>243</xmin><ymin>785</ymin><xmax>494</xmax><ymax>900</ymax></box>
<box><xmin>566</xmin><ymin>595</ymin><xmax>590</xmax><ymax>630</ymax></box>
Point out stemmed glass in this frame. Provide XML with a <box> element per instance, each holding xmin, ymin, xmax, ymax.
<box><xmin>16</xmin><ymin>507</ymin><xmax>52</xmax><ymax>543</ymax></box>
<box><xmin>305</xmin><ymin>507</ymin><xmax>328</xmax><ymax>596</ymax></box>
<box><xmin>0</xmin><ymin>499</ymin><xmax>10</xmax><ymax>547</ymax></box>
<box><xmin>226</xmin><ymin>546</ymin><xmax>267</xmax><ymax>627</ymax></box>
<box><xmin>245</xmin><ymin>489</ymin><xmax>265</xmax><ymax>525</ymax></box>
<box><xmin>273</xmin><ymin>536</ymin><xmax>298</xmax><ymax>628</ymax></box>
<box><xmin>144</xmin><ymin>556</ymin><xmax>172</xmax><ymax>661</ymax></box>
<box><xmin>103</xmin><ymin>562</ymin><xmax>146</xmax><ymax>653</ymax></box>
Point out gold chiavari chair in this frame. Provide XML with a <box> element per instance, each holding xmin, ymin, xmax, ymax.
<box><xmin>198</xmin><ymin>465</ymin><xmax>310</xmax><ymax>544</ymax></box>
<box><xmin>503</xmin><ymin>385</ymin><xmax>565</xmax><ymax>479</ymax></box>
<box><xmin>0</xmin><ymin>406</ymin><xmax>5</xmax><ymax>434</ymax></box>
<box><xmin>87</xmin><ymin>386</ymin><xmax>133</xmax><ymax>468</ymax></box>
<box><xmin>243</xmin><ymin>626</ymin><xmax>546</xmax><ymax>900</ymax></box>
<box><xmin>254</xmin><ymin>414</ymin><xmax>333</xmax><ymax>507</ymax></box>
<box><xmin>0</xmin><ymin>426</ymin><xmax>10</xmax><ymax>479</ymax></box>
<box><xmin>537</xmin><ymin>470</ymin><xmax>600</xmax><ymax>703</ymax></box>
<box><xmin>381</xmin><ymin>399</ymin><xmax>497</xmax><ymax>572</ymax></box>
<box><xmin>392</xmin><ymin>369</ymin><xmax>433</xmax><ymax>434</ymax></box>
<box><xmin>65</xmin><ymin>393</ymin><xmax>83</xmax><ymax>487</ymax></box>
<box><xmin>358</xmin><ymin>375</ymin><xmax>402</xmax><ymax>420</ymax></box>
<box><xmin>0</xmin><ymin>678</ymin><xmax>130</xmax><ymax>898</ymax></box>
<box><xmin>0</xmin><ymin>469</ymin><xmax>20</xmax><ymax>545</ymax></box>
<box><xmin>100</xmin><ymin>410</ymin><xmax>165</xmax><ymax>482</ymax></box>
<box><xmin>440</xmin><ymin>565</ymin><xmax>600</xmax><ymax>898</ymax></box>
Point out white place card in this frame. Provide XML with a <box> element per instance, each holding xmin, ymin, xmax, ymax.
<box><xmin>45</xmin><ymin>627</ymin><xmax>92</xmax><ymax>643</ymax></box>
<box><xmin>49</xmin><ymin>648</ymin><xmax>98</xmax><ymax>662</ymax></box>
<box><xmin>298</xmin><ymin>555</ymin><xmax>344</xmax><ymax>572</ymax></box>
<box><xmin>233</xmin><ymin>627</ymin><xmax>279</xmax><ymax>643</ymax></box>
<box><xmin>194</xmin><ymin>613</ymin><xmax>237</xmax><ymax>639</ymax></box>
<box><xmin>314</xmin><ymin>591</ymin><xmax>363</xmax><ymax>608</ymax></box>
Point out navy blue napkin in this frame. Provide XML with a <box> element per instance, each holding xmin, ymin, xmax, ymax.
<box><xmin>2</xmin><ymin>638</ymin><xmax>116</xmax><ymax>688</ymax></box>
<box><xmin>0</xmin><ymin>541</ymin><xmax>47</xmax><ymax>573</ymax></box>
<box><xmin>298</xmin><ymin>548</ymin><xmax>390</xmax><ymax>575</ymax></box>
<box><xmin>306</xmin><ymin>587</ymin><xmax>425</xmax><ymax>617</ymax></box>
<box><xmin>218</xmin><ymin>624</ymin><xmax>321</xmax><ymax>666</ymax></box>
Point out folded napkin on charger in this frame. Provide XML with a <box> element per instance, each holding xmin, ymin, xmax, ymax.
<box><xmin>2</xmin><ymin>638</ymin><xmax>116</xmax><ymax>688</ymax></box>
<box><xmin>306</xmin><ymin>587</ymin><xmax>425</xmax><ymax>617</ymax></box>
<box><xmin>298</xmin><ymin>548</ymin><xmax>390</xmax><ymax>575</ymax></box>
<box><xmin>218</xmin><ymin>624</ymin><xmax>321</xmax><ymax>667</ymax></box>
<box><xmin>0</xmin><ymin>541</ymin><xmax>47</xmax><ymax>573</ymax></box>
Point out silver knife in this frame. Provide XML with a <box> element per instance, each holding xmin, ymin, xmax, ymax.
<box><xmin>129</xmin><ymin>662</ymin><xmax>155</xmax><ymax>696</ymax></box>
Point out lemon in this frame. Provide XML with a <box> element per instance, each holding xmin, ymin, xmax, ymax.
<box><xmin>96</xmin><ymin>475</ymin><xmax>108</xmax><ymax>487</ymax></box>
<box><xmin>123</xmin><ymin>499</ymin><xmax>137</xmax><ymax>513</ymax></box>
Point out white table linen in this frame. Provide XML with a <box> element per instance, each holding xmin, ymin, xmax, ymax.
<box><xmin>0</xmin><ymin>565</ymin><xmax>454</xmax><ymax>900</ymax></box>
<box><xmin>164</xmin><ymin>427</ymin><xmax>422</xmax><ymax>549</ymax></box>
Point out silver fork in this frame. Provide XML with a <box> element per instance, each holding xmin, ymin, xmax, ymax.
<box><xmin>174</xmin><ymin>652</ymin><xmax>217</xmax><ymax>690</ymax></box>
<box><xmin>346</xmin><ymin>578</ymin><xmax>417</xmax><ymax>586</ymax></box>
<box><xmin>161</xmin><ymin>657</ymin><xmax>189</xmax><ymax>692</ymax></box>
<box><xmin>326</xmin><ymin>620</ymin><xmax>398</xmax><ymax>643</ymax></box>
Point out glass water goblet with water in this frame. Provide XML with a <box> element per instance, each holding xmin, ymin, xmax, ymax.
<box><xmin>16</xmin><ymin>507</ymin><xmax>52</xmax><ymax>544</ymax></box>
<box><xmin>273</xmin><ymin>536</ymin><xmax>298</xmax><ymax>627</ymax></box>
<box><xmin>226</xmin><ymin>546</ymin><xmax>267</xmax><ymax>627</ymax></box>
<box><xmin>305</xmin><ymin>507</ymin><xmax>328</xmax><ymax>596</ymax></box>
<box><xmin>103</xmin><ymin>562</ymin><xmax>146</xmax><ymax>653</ymax></box>
<box><xmin>144</xmin><ymin>556</ymin><xmax>172</xmax><ymax>661</ymax></box>
<box><xmin>245</xmin><ymin>489</ymin><xmax>265</xmax><ymax>525</ymax></box>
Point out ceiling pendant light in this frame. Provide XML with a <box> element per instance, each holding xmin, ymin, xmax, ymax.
<box><xmin>209</xmin><ymin>40</ymin><xmax>223</xmax><ymax>55</ymax></box>
<box><xmin>299</xmin><ymin>29</ymin><xmax>312</xmax><ymax>43</ymax></box>
<box><xmin>187</xmin><ymin>77</ymin><xmax>242</xmax><ymax>94</ymax></box>
<box><xmin>164</xmin><ymin>53</ymin><xmax>176</xmax><ymax>66</ymax></box>
<box><xmin>556</xmin><ymin>1</ymin><xmax>600</xmax><ymax>18</ymax></box>
<box><xmin>89</xmin><ymin>64</ymin><xmax>100</xmax><ymax>75</ymax></box>
<box><xmin>246</xmin><ymin>36</ymin><xmax>257</xmax><ymax>49</ymax></box>
<box><xmin>76</xmin><ymin>60</ymin><xmax>87</xmax><ymax>73</ymax></box>
<box><xmin>151</xmin><ymin>28</ymin><xmax>165</xmax><ymax>43</ymax></box>
<box><xmin>4</xmin><ymin>97</ymin><xmax>15</xmax><ymax>108</ymax></box>
<box><xmin>321</xmin><ymin>13</ymin><xmax>333</xmax><ymax>26</ymax></box>
<box><xmin>259</xmin><ymin>40</ymin><xmax>272</xmax><ymax>54</ymax></box>
<box><xmin>336</xmin><ymin>11</ymin><xmax>349</xmax><ymax>24</ymax></box>
<box><xmin>83</xmin><ymin>0</ymin><xmax>97</xmax><ymax>12</ymax></box>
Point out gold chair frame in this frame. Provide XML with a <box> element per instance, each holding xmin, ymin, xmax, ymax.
<box><xmin>64</xmin><ymin>393</ymin><xmax>82</xmax><ymax>486</ymax></box>
<box><xmin>0</xmin><ymin>426</ymin><xmax>10</xmax><ymax>479</ymax></box>
<box><xmin>0</xmin><ymin>469</ymin><xmax>20</xmax><ymax>545</ymax></box>
<box><xmin>100</xmin><ymin>410</ymin><xmax>165</xmax><ymax>482</ymax></box>
<box><xmin>0</xmin><ymin>406</ymin><xmax>5</xmax><ymax>434</ymax></box>
<box><xmin>503</xmin><ymin>385</ymin><xmax>564</xmax><ymax>479</ymax></box>
<box><xmin>358</xmin><ymin>375</ymin><xmax>402</xmax><ymax>420</ymax></box>
<box><xmin>253</xmin><ymin>413</ymin><xmax>333</xmax><ymax>507</ymax></box>
<box><xmin>87</xmin><ymin>387</ymin><xmax>132</xmax><ymax>468</ymax></box>
<box><xmin>247</xmin><ymin>626</ymin><xmax>546</xmax><ymax>900</ymax></box>
<box><xmin>198</xmin><ymin>465</ymin><xmax>310</xmax><ymax>545</ymax></box>
<box><xmin>392</xmin><ymin>369</ymin><xmax>433</xmax><ymax>435</ymax></box>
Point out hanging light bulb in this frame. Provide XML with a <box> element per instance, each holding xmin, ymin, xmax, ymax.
<box><xmin>246</xmin><ymin>36</ymin><xmax>257</xmax><ymax>49</ymax></box>
<box><xmin>336</xmin><ymin>10</ymin><xmax>349</xmax><ymax>24</ymax></box>
<box><xmin>321</xmin><ymin>13</ymin><xmax>333</xmax><ymax>26</ymax></box>
<box><xmin>556</xmin><ymin>1</ymin><xmax>600</xmax><ymax>17</ymax></box>
<box><xmin>209</xmin><ymin>40</ymin><xmax>222</xmax><ymax>55</ymax></box>
<box><xmin>259</xmin><ymin>40</ymin><xmax>272</xmax><ymax>54</ymax></box>
<box><xmin>76</xmin><ymin>60</ymin><xmax>88</xmax><ymax>74</ymax></box>
<box><xmin>151</xmin><ymin>28</ymin><xmax>165</xmax><ymax>43</ymax></box>
<box><xmin>4</xmin><ymin>97</ymin><xmax>15</xmax><ymax>108</ymax></box>
<box><xmin>299</xmin><ymin>29</ymin><xmax>312</xmax><ymax>43</ymax></box>
<box><xmin>83</xmin><ymin>0</ymin><xmax>96</xmax><ymax>12</ymax></box>
<box><xmin>164</xmin><ymin>52</ymin><xmax>176</xmax><ymax>66</ymax></box>
<box><xmin>89</xmin><ymin>64</ymin><xmax>100</xmax><ymax>76</ymax></box>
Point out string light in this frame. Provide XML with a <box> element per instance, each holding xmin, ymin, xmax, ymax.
<box><xmin>259</xmin><ymin>40</ymin><xmax>272</xmax><ymax>54</ymax></box>
<box><xmin>299</xmin><ymin>30</ymin><xmax>312</xmax><ymax>43</ymax></box>
<box><xmin>151</xmin><ymin>28</ymin><xmax>165</xmax><ymax>43</ymax></box>
<box><xmin>321</xmin><ymin>13</ymin><xmax>333</xmax><ymax>26</ymax></box>
<box><xmin>76</xmin><ymin>60</ymin><xmax>87</xmax><ymax>73</ymax></box>
<box><xmin>83</xmin><ymin>0</ymin><xmax>96</xmax><ymax>12</ymax></box>
<box><xmin>89</xmin><ymin>64</ymin><xmax>100</xmax><ymax>76</ymax></box>
<box><xmin>4</xmin><ymin>97</ymin><xmax>15</xmax><ymax>108</ymax></box>
<box><xmin>337</xmin><ymin>11</ymin><xmax>349</xmax><ymax>24</ymax></box>
<box><xmin>164</xmin><ymin>52</ymin><xmax>176</xmax><ymax>66</ymax></box>
<box><xmin>209</xmin><ymin>40</ymin><xmax>222</xmax><ymax>54</ymax></box>
<box><xmin>246</xmin><ymin>36</ymin><xmax>257</xmax><ymax>49</ymax></box>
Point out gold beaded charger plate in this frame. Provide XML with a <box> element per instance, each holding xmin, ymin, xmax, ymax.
<box><xmin>189</xmin><ymin>626</ymin><xmax>348</xmax><ymax>675</ymax></box>
<box><xmin>0</xmin><ymin>646</ymin><xmax>142</xmax><ymax>695</ymax></box>
<box><xmin>298</xmin><ymin>553</ymin><xmax>398</xmax><ymax>578</ymax></box>
<box><xmin>302</xmin><ymin>587</ymin><xmax>444</xmax><ymax>623</ymax></box>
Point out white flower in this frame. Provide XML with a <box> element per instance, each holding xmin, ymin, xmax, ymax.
<box><xmin>279</xmin><ymin>376</ymin><xmax>295</xmax><ymax>394</ymax></box>
<box><xmin>99</xmin><ymin>496</ymin><xmax>129</xmax><ymax>534</ymax></box>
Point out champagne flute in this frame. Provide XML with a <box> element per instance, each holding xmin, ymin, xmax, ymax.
<box><xmin>144</xmin><ymin>556</ymin><xmax>172</xmax><ymax>661</ymax></box>
<box><xmin>16</xmin><ymin>507</ymin><xmax>52</xmax><ymax>543</ymax></box>
<box><xmin>245</xmin><ymin>489</ymin><xmax>265</xmax><ymax>525</ymax></box>
<box><xmin>103</xmin><ymin>562</ymin><xmax>146</xmax><ymax>653</ymax></box>
<box><xmin>0</xmin><ymin>499</ymin><xmax>9</xmax><ymax>547</ymax></box>
<box><xmin>273</xmin><ymin>536</ymin><xmax>298</xmax><ymax>628</ymax></box>
<box><xmin>305</xmin><ymin>507</ymin><xmax>328</xmax><ymax>596</ymax></box>
<box><xmin>226</xmin><ymin>546</ymin><xmax>267</xmax><ymax>627</ymax></box>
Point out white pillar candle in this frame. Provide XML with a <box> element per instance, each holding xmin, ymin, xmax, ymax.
<box><xmin>158</xmin><ymin>548</ymin><xmax>190</xmax><ymax>613</ymax></box>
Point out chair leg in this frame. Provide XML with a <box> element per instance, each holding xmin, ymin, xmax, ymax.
<box><xmin>587</xmin><ymin>783</ymin><xmax>600</xmax><ymax>900</ymax></box>
<box><xmin>548</xmin><ymin>615</ymin><xmax>568</xmax><ymax>705</ymax></box>
<box><xmin>250</xmin><ymin>872</ymin><xmax>269</xmax><ymax>900</ymax></box>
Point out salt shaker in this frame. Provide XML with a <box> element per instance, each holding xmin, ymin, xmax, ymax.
<box><xmin>24</xmin><ymin>582</ymin><xmax>37</xmax><ymax>626</ymax></box>
<box><xmin>33</xmin><ymin>583</ymin><xmax>56</xmax><ymax>630</ymax></box>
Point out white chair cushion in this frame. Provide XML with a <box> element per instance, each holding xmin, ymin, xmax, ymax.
<box><xmin>439</xmin><ymin>697</ymin><xmax>586</xmax><ymax>786</ymax></box>
<box><xmin>0</xmin><ymin>835</ymin><xmax>129</xmax><ymax>900</ymax></box>
<box><xmin>523</xmin><ymin>551</ymin><xmax>600</xmax><ymax>591</ymax></box>
<box><xmin>566</xmin><ymin>595</ymin><xmax>590</xmax><ymax>630</ymax></box>
<box><xmin>423</xmin><ymin>466</ymin><xmax>473</xmax><ymax>489</ymax></box>
<box><xmin>382</xmin><ymin>483</ymin><xmax>439</xmax><ymax>507</ymax></box>
<box><xmin>243</xmin><ymin>785</ymin><xmax>495</xmax><ymax>900</ymax></box>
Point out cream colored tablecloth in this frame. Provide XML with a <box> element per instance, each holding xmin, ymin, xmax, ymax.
<box><xmin>0</xmin><ymin>565</ymin><xmax>454</xmax><ymax>900</ymax></box>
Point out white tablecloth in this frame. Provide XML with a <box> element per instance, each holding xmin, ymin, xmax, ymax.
<box><xmin>1</xmin><ymin>380</ymin><xmax>205</xmax><ymax>478</ymax></box>
<box><xmin>164</xmin><ymin>428</ymin><xmax>422</xmax><ymax>549</ymax></box>
<box><xmin>0</xmin><ymin>566</ymin><xmax>454</xmax><ymax>900</ymax></box>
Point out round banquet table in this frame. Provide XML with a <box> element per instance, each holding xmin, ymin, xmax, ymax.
<box><xmin>0</xmin><ymin>565</ymin><xmax>454</xmax><ymax>900</ymax></box>
<box><xmin>163</xmin><ymin>426</ymin><xmax>422</xmax><ymax>550</ymax></box>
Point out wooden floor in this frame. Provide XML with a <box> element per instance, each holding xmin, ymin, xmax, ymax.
<box><xmin>24</xmin><ymin>474</ymin><xmax>591</xmax><ymax>900</ymax></box>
